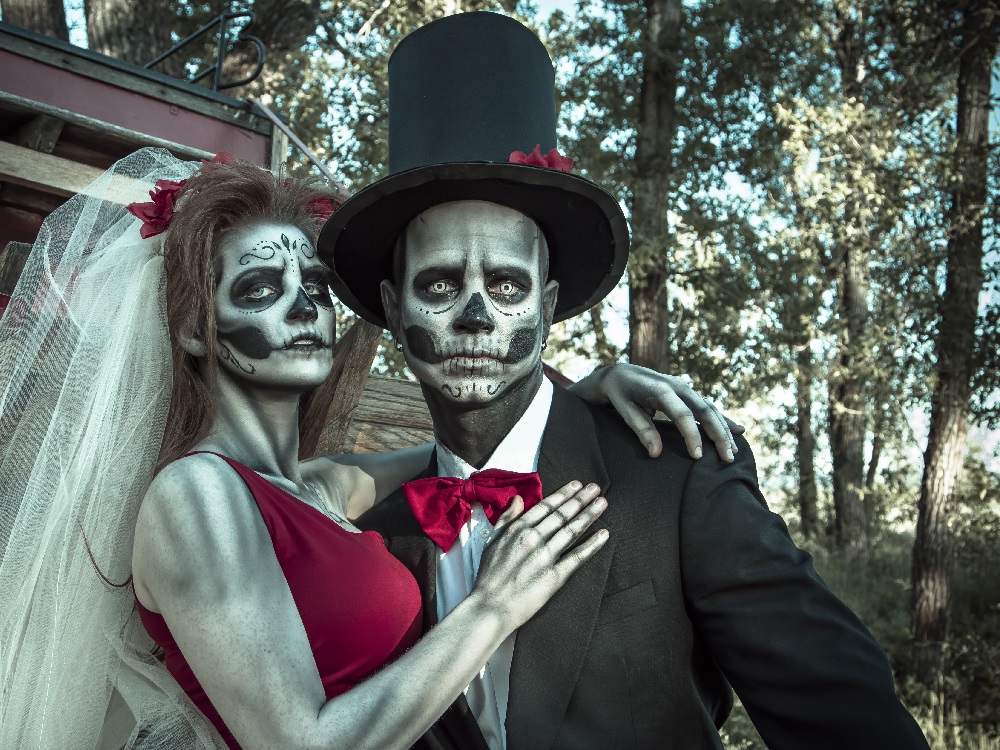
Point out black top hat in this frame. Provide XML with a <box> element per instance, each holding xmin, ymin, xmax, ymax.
<box><xmin>318</xmin><ymin>11</ymin><xmax>630</xmax><ymax>327</ymax></box>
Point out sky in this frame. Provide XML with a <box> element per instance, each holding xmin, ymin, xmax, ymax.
<box><xmin>532</xmin><ymin>0</ymin><xmax>576</xmax><ymax>14</ymax></box>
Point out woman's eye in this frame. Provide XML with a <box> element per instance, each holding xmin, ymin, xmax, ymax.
<box><xmin>427</xmin><ymin>280</ymin><xmax>456</xmax><ymax>294</ymax></box>
<box><xmin>244</xmin><ymin>285</ymin><xmax>276</xmax><ymax>301</ymax></box>
<box><xmin>304</xmin><ymin>282</ymin><xmax>333</xmax><ymax>305</ymax></box>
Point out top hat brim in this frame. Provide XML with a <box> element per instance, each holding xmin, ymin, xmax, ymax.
<box><xmin>319</xmin><ymin>161</ymin><xmax>630</xmax><ymax>328</ymax></box>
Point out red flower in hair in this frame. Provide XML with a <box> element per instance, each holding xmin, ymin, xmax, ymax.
<box><xmin>127</xmin><ymin>179</ymin><xmax>186</xmax><ymax>239</ymax></box>
<box><xmin>509</xmin><ymin>144</ymin><xmax>574</xmax><ymax>173</ymax></box>
<box><xmin>201</xmin><ymin>151</ymin><xmax>235</xmax><ymax>169</ymax></box>
<box><xmin>127</xmin><ymin>152</ymin><xmax>234</xmax><ymax>238</ymax></box>
<box><xmin>308</xmin><ymin>197</ymin><xmax>340</xmax><ymax>222</ymax></box>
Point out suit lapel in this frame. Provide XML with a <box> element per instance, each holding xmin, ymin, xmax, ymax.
<box><xmin>507</xmin><ymin>387</ymin><xmax>615</xmax><ymax>750</ymax></box>
<box><xmin>378</xmin><ymin>454</ymin><xmax>488</xmax><ymax>750</ymax></box>
<box><xmin>379</xmin><ymin>457</ymin><xmax>443</xmax><ymax>628</ymax></box>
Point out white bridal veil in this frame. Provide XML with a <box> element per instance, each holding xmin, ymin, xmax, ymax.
<box><xmin>0</xmin><ymin>148</ymin><xmax>227</xmax><ymax>749</ymax></box>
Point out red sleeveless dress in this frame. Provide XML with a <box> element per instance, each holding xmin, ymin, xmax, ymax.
<box><xmin>135</xmin><ymin>453</ymin><xmax>423</xmax><ymax>749</ymax></box>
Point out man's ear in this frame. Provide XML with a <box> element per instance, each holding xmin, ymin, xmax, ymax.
<box><xmin>380</xmin><ymin>279</ymin><xmax>403</xmax><ymax>343</ymax></box>
<box><xmin>541</xmin><ymin>279</ymin><xmax>559</xmax><ymax>336</ymax></box>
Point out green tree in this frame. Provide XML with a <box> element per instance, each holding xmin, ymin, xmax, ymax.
<box><xmin>904</xmin><ymin>0</ymin><xmax>1000</xmax><ymax>688</ymax></box>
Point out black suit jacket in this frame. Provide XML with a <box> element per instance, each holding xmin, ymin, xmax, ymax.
<box><xmin>359</xmin><ymin>386</ymin><xmax>928</xmax><ymax>750</ymax></box>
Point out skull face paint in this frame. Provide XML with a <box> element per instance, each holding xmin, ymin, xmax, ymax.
<box><xmin>384</xmin><ymin>201</ymin><xmax>557</xmax><ymax>405</ymax></box>
<box><xmin>212</xmin><ymin>221</ymin><xmax>335</xmax><ymax>391</ymax></box>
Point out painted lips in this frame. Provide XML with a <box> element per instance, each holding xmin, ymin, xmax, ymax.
<box><xmin>283</xmin><ymin>333</ymin><xmax>329</xmax><ymax>352</ymax></box>
<box><xmin>442</xmin><ymin>354</ymin><xmax>505</xmax><ymax>376</ymax></box>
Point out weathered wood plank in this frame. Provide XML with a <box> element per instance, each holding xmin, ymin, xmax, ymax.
<box><xmin>345</xmin><ymin>421</ymin><xmax>433</xmax><ymax>454</ymax></box>
<box><xmin>0</xmin><ymin>91</ymin><xmax>216</xmax><ymax>163</ymax></box>
<box><xmin>13</xmin><ymin>114</ymin><xmax>64</xmax><ymax>153</ymax></box>
<box><xmin>0</xmin><ymin>183</ymin><xmax>66</xmax><ymax>215</ymax></box>
<box><xmin>0</xmin><ymin>29</ymin><xmax>271</xmax><ymax>135</ymax></box>
<box><xmin>340</xmin><ymin>375</ymin><xmax>434</xmax><ymax>454</ymax></box>
<box><xmin>0</xmin><ymin>141</ymin><xmax>109</xmax><ymax>197</ymax></box>
<box><xmin>353</xmin><ymin>377</ymin><xmax>433</xmax><ymax>431</ymax></box>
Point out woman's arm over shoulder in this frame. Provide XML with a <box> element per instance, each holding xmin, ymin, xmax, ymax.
<box><xmin>308</xmin><ymin>443</ymin><xmax>434</xmax><ymax>521</ymax></box>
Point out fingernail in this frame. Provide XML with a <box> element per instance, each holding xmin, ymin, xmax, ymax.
<box><xmin>693</xmin><ymin>447</ymin><xmax>702</xmax><ymax>458</ymax></box>
<box><xmin>587</xmin><ymin>483</ymin><xmax>600</xmax><ymax>492</ymax></box>
<box><xmin>597</xmin><ymin>529</ymin><xmax>609</xmax><ymax>541</ymax></box>
<box><xmin>569</xmin><ymin>480</ymin><xmax>582</xmax><ymax>490</ymax></box>
<box><xmin>594</xmin><ymin>497</ymin><xmax>607</xmax><ymax>510</ymax></box>
<box><xmin>726</xmin><ymin>449</ymin><xmax>734</xmax><ymax>461</ymax></box>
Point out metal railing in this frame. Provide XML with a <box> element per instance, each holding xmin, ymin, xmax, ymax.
<box><xmin>144</xmin><ymin>12</ymin><xmax>265</xmax><ymax>91</ymax></box>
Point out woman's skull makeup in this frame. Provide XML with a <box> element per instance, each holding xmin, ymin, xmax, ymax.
<box><xmin>381</xmin><ymin>201</ymin><xmax>558</xmax><ymax>406</ymax></box>
<box><xmin>212</xmin><ymin>221</ymin><xmax>335</xmax><ymax>391</ymax></box>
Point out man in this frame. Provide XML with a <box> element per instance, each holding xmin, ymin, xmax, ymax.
<box><xmin>318</xmin><ymin>12</ymin><xmax>928</xmax><ymax>749</ymax></box>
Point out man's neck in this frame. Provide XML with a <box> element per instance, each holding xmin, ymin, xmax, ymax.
<box><xmin>422</xmin><ymin>368</ymin><xmax>544</xmax><ymax>469</ymax></box>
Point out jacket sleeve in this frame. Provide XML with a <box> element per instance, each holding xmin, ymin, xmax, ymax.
<box><xmin>678</xmin><ymin>435</ymin><xmax>928</xmax><ymax>749</ymax></box>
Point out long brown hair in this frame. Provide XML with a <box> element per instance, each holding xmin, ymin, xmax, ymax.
<box><xmin>156</xmin><ymin>161</ymin><xmax>339</xmax><ymax>471</ymax></box>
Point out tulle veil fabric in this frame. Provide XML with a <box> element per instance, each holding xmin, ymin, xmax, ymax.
<box><xmin>0</xmin><ymin>148</ymin><xmax>228</xmax><ymax>749</ymax></box>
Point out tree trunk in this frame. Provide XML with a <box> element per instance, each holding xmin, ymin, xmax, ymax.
<box><xmin>84</xmin><ymin>0</ymin><xmax>178</xmax><ymax>73</ymax></box>
<box><xmin>827</xmin><ymin>6</ymin><xmax>870</xmax><ymax>558</ymax></box>
<box><xmin>590</xmin><ymin>301</ymin><xmax>618</xmax><ymax>366</ymax></box>
<box><xmin>0</xmin><ymin>0</ymin><xmax>69</xmax><ymax>41</ymax></box>
<box><xmin>910</xmin><ymin>1</ymin><xmax>998</xmax><ymax>687</ymax></box>
<box><xmin>795</xmin><ymin>343</ymin><xmax>820</xmax><ymax>540</ymax></box>
<box><xmin>221</xmin><ymin>0</ymin><xmax>324</xmax><ymax>96</ymax></box>
<box><xmin>627</xmin><ymin>0</ymin><xmax>680</xmax><ymax>373</ymax></box>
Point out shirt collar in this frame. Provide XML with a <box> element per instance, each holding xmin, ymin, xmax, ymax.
<box><xmin>436</xmin><ymin>376</ymin><xmax>554</xmax><ymax>479</ymax></box>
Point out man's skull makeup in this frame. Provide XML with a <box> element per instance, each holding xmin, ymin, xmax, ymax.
<box><xmin>212</xmin><ymin>221</ymin><xmax>335</xmax><ymax>391</ymax></box>
<box><xmin>382</xmin><ymin>201</ymin><xmax>558</xmax><ymax>405</ymax></box>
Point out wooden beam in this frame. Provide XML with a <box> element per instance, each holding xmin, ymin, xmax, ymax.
<box><xmin>0</xmin><ymin>91</ymin><xmax>215</xmax><ymax>162</ymax></box>
<box><xmin>0</xmin><ymin>206</ymin><xmax>44</xmax><ymax>247</ymax></box>
<box><xmin>0</xmin><ymin>141</ymin><xmax>148</xmax><ymax>201</ymax></box>
<box><xmin>0</xmin><ymin>181</ymin><xmax>67</xmax><ymax>215</ymax></box>
<box><xmin>0</xmin><ymin>28</ymin><xmax>271</xmax><ymax>135</ymax></box>
<box><xmin>13</xmin><ymin>114</ymin><xmax>64</xmax><ymax>153</ymax></box>
<box><xmin>0</xmin><ymin>141</ymin><xmax>104</xmax><ymax>197</ymax></box>
<box><xmin>269</xmin><ymin>127</ymin><xmax>289</xmax><ymax>173</ymax></box>
<box><xmin>341</xmin><ymin>376</ymin><xmax>434</xmax><ymax>454</ymax></box>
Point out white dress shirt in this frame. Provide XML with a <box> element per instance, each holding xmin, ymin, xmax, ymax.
<box><xmin>434</xmin><ymin>376</ymin><xmax>554</xmax><ymax>750</ymax></box>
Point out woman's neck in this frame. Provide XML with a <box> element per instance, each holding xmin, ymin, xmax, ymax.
<box><xmin>196</xmin><ymin>369</ymin><xmax>304</xmax><ymax>483</ymax></box>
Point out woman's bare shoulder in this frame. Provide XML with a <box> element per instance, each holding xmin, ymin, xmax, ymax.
<box><xmin>141</xmin><ymin>453</ymin><xmax>246</xmax><ymax>520</ymax></box>
<box><xmin>133</xmin><ymin>453</ymin><xmax>267</xmax><ymax>606</ymax></box>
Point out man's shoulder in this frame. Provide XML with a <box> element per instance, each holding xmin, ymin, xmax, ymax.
<box><xmin>555</xmin><ymin>387</ymin><xmax>761</xmax><ymax>495</ymax></box>
<box><xmin>356</xmin><ymin>483</ymin><xmax>417</xmax><ymax>535</ymax></box>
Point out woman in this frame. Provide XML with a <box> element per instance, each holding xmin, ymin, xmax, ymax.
<box><xmin>0</xmin><ymin>149</ymin><xmax>738</xmax><ymax>750</ymax></box>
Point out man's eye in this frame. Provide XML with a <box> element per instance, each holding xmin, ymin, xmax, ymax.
<box><xmin>427</xmin><ymin>280</ymin><xmax>457</xmax><ymax>294</ymax></box>
<box><xmin>491</xmin><ymin>280</ymin><xmax>521</xmax><ymax>297</ymax></box>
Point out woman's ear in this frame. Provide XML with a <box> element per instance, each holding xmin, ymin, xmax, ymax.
<box><xmin>177</xmin><ymin>322</ymin><xmax>207</xmax><ymax>358</ymax></box>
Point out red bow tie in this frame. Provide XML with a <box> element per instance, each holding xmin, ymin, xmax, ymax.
<box><xmin>402</xmin><ymin>469</ymin><xmax>544</xmax><ymax>552</ymax></box>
